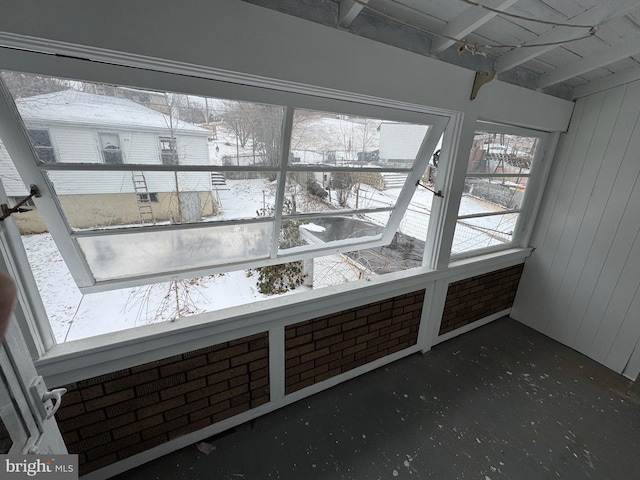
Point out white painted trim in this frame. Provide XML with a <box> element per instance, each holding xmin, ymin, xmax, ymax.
<box><xmin>80</xmin><ymin>343</ymin><xmax>421</xmax><ymax>480</ymax></box>
<box><xmin>420</xmin><ymin>279</ymin><xmax>450</xmax><ymax>352</ymax></box>
<box><xmin>433</xmin><ymin>309</ymin><xmax>511</xmax><ymax>345</ymax></box>
<box><xmin>269</xmin><ymin>327</ymin><xmax>285</xmax><ymax>402</ymax></box>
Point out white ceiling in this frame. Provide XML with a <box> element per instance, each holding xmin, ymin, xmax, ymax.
<box><xmin>248</xmin><ymin>0</ymin><xmax>640</xmax><ymax>100</ymax></box>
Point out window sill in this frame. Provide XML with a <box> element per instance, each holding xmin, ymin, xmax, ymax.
<box><xmin>35</xmin><ymin>247</ymin><xmax>533</xmax><ymax>386</ymax></box>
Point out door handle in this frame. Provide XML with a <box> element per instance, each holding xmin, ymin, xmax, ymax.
<box><xmin>29</xmin><ymin>376</ymin><xmax>67</xmax><ymax>420</ymax></box>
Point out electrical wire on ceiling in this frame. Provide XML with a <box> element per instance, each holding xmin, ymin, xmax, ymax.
<box><xmin>348</xmin><ymin>0</ymin><xmax>598</xmax><ymax>55</ymax></box>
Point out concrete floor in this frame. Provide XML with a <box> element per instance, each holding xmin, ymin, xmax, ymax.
<box><xmin>115</xmin><ymin>317</ymin><xmax>640</xmax><ymax>479</ymax></box>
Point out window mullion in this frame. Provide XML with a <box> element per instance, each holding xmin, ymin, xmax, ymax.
<box><xmin>270</xmin><ymin>106</ymin><xmax>294</xmax><ymax>258</ymax></box>
<box><xmin>0</xmin><ymin>77</ymin><xmax>96</xmax><ymax>288</ymax></box>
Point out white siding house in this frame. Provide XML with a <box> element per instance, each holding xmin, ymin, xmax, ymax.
<box><xmin>1</xmin><ymin>90</ymin><xmax>214</xmax><ymax>230</ymax></box>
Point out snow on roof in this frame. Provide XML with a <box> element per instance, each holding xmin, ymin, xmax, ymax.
<box><xmin>16</xmin><ymin>90</ymin><xmax>210</xmax><ymax>135</ymax></box>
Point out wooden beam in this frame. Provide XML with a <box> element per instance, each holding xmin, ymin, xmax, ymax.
<box><xmin>431</xmin><ymin>0</ymin><xmax>519</xmax><ymax>55</ymax></box>
<box><xmin>339</xmin><ymin>0</ymin><xmax>367</xmax><ymax>28</ymax></box>
<box><xmin>540</xmin><ymin>35</ymin><xmax>640</xmax><ymax>88</ymax></box>
<box><xmin>494</xmin><ymin>0</ymin><xmax>640</xmax><ymax>74</ymax></box>
<box><xmin>572</xmin><ymin>68</ymin><xmax>640</xmax><ymax>99</ymax></box>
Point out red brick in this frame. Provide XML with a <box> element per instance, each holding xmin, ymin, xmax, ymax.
<box><xmin>56</xmin><ymin>403</ymin><xmax>86</xmax><ymax>422</ymax></box>
<box><xmin>164</xmin><ymin>398</ymin><xmax>209</xmax><ymax>421</ymax></box>
<box><xmin>78</xmin><ymin>412</ymin><xmax>136</xmax><ymax>439</ymax></box>
<box><xmin>103</xmin><ymin>368</ymin><xmax>160</xmax><ymax>394</ymax></box>
<box><xmin>160</xmin><ymin>377</ymin><xmax>207</xmax><ymax>401</ymax></box>
<box><xmin>84</xmin><ymin>389</ymin><xmax>135</xmax><ymax>412</ymax></box>
<box><xmin>208</xmin><ymin>343</ymin><xmax>249</xmax><ymax>362</ymax></box>
<box><xmin>159</xmin><ymin>355</ymin><xmax>208</xmax><ymax>377</ymax></box>
<box><xmin>230</xmin><ymin>348</ymin><xmax>269</xmax><ymax>367</ymax></box>
<box><xmin>341</xmin><ymin>317</ymin><xmax>369</xmax><ymax>331</ymax></box>
<box><xmin>186</xmin><ymin>380</ymin><xmax>229</xmax><ymax>403</ymax></box>
<box><xmin>356</xmin><ymin>331</ymin><xmax>379</xmax><ymax>344</ymax></box>
<box><xmin>343</xmin><ymin>325</ymin><xmax>369</xmax><ymax>340</ymax></box>
<box><xmin>211</xmin><ymin>384</ymin><xmax>249</xmax><ymax>404</ymax></box>
<box><xmin>285</xmin><ymin>343</ymin><xmax>315</xmax><ymax>359</ymax></box>
<box><xmin>285</xmin><ymin>360</ymin><xmax>314</xmax><ymax>377</ymax></box>
<box><xmin>229</xmin><ymin>374</ymin><xmax>250</xmax><ymax>388</ymax></box>
<box><xmin>137</xmin><ymin>396</ymin><xmax>186</xmax><ymax>420</ymax></box>
<box><xmin>79</xmin><ymin>384</ymin><xmax>104</xmax><ymax>401</ymax></box>
<box><xmin>105</xmin><ymin>393</ymin><xmax>159</xmax><ymax>418</ymax></box>
<box><xmin>207</xmin><ymin>365</ymin><xmax>247</xmax><ymax>385</ymax></box>
<box><xmin>249</xmin><ymin>357</ymin><xmax>269</xmax><ymax>372</ymax></box>
<box><xmin>134</xmin><ymin>374</ymin><xmax>186</xmax><ymax>397</ymax></box>
<box><xmin>328</xmin><ymin>337</ymin><xmax>356</xmax><ymax>353</ymax></box>
<box><xmin>286</xmin><ymin>333</ymin><xmax>313</xmax><ymax>348</ymax></box>
<box><xmin>300</xmin><ymin>347</ymin><xmax>331</xmax><ymax>364</ymax></box>
<box><xmin>112</xmin><ymin>414</ymin><xmax>163</xmax><ymax>439</ymax></box>
<box><xmin>186</xmin><ymin>359</ymin><xmax>230</xmax><ymax>381</ymax></box>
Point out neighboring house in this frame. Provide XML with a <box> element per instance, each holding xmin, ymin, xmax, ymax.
<box><xmin>0</xmin><ymin>90</ymin><xmax>215</xmax><ymax>232</ymax></box>
<box><xmin>378</xmin><ymin>122</ymin><xmax>429</xmax><ymax>165</ymax></box>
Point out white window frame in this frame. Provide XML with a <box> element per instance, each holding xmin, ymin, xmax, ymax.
<box><xmin>449</xmin><ymin>120</ymin><xmax>559</xmax><ymax>261</ymax></box>
<box><xmin>0</xmin><ymin>70</ymin><xmax>448</xmax><ymax>293</ymax></box>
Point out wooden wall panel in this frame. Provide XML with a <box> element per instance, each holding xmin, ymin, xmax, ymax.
<box><xmin>512</xmin><ymin>81</ymin><xmax>640</xmax><ymax>378</ymax></box>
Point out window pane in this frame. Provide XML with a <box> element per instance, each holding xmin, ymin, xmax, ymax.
<box><xmin>290</xmin><ymin>109</ymin><xmax>429</xmax><ymax>168</ymax></box>
<box><xmin>459</xmin><ymin>176</ymin><xmax>527</xmax><ymax>215</ymax></box>
<box><xmin>467</xmin><ymin>131</ymin><xmax>537</xmax><ymax>175</ymax></box>
<box><xmin>77</xmin><ymin>222</ymin><xmax>273</xmax><ymax>281</ymax></box>
<box><xmin>45</xmin><ymin>170</ymin><xmax>277</xmax><ymax>230</ymax></box>
<box><xmin>283</xmin><ymin>170</ymin><xmax>407</xmax><ymax>215</ymax></box>
<box><xmin>452</xmin><ymin>213</ymin><xmax>519</xmax><ymax>254</ymax></box>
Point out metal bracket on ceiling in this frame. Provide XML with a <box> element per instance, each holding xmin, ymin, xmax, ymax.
<box><xmin>0</xmin><ymin>185</ymin><xmax>40</xmax><ymax>222</ymax></box>
<box><xmin>470</xmin><ymin>70</ymin><xmax>496</xmax><ymax>100</ymax></box>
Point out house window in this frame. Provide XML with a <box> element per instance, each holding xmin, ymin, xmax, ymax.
<box><xmin>137</xmin><ymin>192</ymin><xmax>158</xmax><ymax>203</ymax></box>
<box><xmin>159</xmin><ymin>136</ymin><xmax>178</xmax><ymax>165</ymax></box>
<box><xmin>451</xmin><ymin>125</ymin><xmax>548</xmax><ymax>256</ymax></box>
<box><xmin>26</xmin><ymin>129</ymin><xmax>56</xmax><ymax>163</ymax></box>
<box><xmin>99</xmin><ymin>133</ymin><xmax>123</xmax><ymax>164</ymax></box>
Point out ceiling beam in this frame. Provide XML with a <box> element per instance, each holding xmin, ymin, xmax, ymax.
<box><xmin>431</xmin><ymin>0</ymin><xmax>519</xmax><ymax>55</ymax></box>
<box><xmin>339</xmin><ymin>0</ymin><xmax>368</xmax><ymax>28</ymax></box>
<box><xmin>572</xmin><ymin>67</ymin><xmax>640</xmax><ymax>99</ymax></box>
<box><xmin>539</xmin><ymin>35</ymin><xmax>640</xmax><ymax>88</ymax></box>
<box><xmin>494</xmin><ymin>0</ymin><xmax>640</xmax><ymax>74</ymax></box>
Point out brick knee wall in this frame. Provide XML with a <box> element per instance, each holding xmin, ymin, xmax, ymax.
<box><xmin>54</xmin><ymin>333</ymin><xmax>269</xmax><ymax>475</ymax></box>
<box><xmin>439</xmin><ymin>264</ymin><xmax>524</xmax><ymax>335</ymax></box>
<box><xmin>285</xmin><ymin>290</ymin><xmax>425</xmax><ymax>394</ymax></box>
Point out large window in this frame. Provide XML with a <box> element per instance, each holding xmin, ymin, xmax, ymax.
<box><xmin>0</xmin><ymin>73</ymin><xmax>447</xmax><ymax>295</ymax></box>
<box><xmin>452</xmin><ymin>125</ymin><xmax>548</xmax><ymax>256</ymax></box>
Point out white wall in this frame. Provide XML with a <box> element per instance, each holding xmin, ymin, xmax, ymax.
<box><xmin>512</xmin><ymin>80</ymin><xmax>640</xmax><ymax>379</ymax></box>
<box><xmin>0</xmin><ymin>0</ymin><xmax>573</xmax><ymax>132</ymax></box>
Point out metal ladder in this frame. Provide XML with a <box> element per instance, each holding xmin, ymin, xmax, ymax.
<box><xmin>131</xmin><ymin>172</ymin><xmax>156</xmax><ymax>224</ymax></box>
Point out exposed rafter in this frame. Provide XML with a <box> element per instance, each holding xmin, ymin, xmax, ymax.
<box><xmin>572</xmin><ymin>67</ymin><xmax>640</xmax><ymax>99</ymax></box>
<box><xmin>494</xmin><ymin>0</ymin><xmax>640</xmax><ymax>74</ymax></box>
<box><xmin>431</xmin><ymin>0</ymin><xmax>519</xmax><ymax>55</ymax></box>
<box><xmin>339</xmin><ymin>0</ymin><xmax>368</xmax><ymax>28</ymax></box>
<box><xmin>540</xmin><ymin>35</ymin><xmax>640</xmax><ymax>89</ymax></box>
